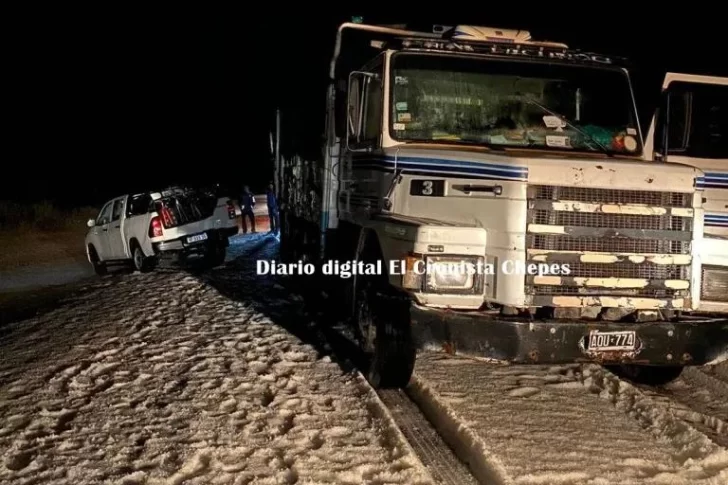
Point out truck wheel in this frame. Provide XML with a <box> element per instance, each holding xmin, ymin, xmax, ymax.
<box><xmin>355</xmin><ymin>278</ymin><xmax>416</xmax><ymax>389</ymax></box>
<box><xmin>88</xmin><ymin>246</ymin><xmax>107</xmax><ymax>276</ymax></box>
<box><xmin>206</xmin><ymin>244</ymin><xmax>226</xmax><ymax>267</ymax></box>
<box><xmin>279</xmin><ymin>212</ymin><xmax>295</xmax><ymax>263</ymax></box>
<box><xmin>132</xmin><ymin>244</ymin><xmax>153</xmax><ymax>273</ymax></box>
<box><xmin>607</xmin><ymin>364</ymin><xmax>684</xmax><ymax>386</ymax></box>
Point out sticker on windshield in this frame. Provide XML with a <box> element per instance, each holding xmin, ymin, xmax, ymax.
<box><xmin>542</xmin><ymin>115</ymin><xmax>566</xmax><ymax>130</ymax></box>
<box><xmin>626</xmin><ymin>127</ymin><xmax>637</xmax><ymax>135</ymax></box>
<box><xmin>395</xmin><ymin>102</ymin><xmax>408</xmax><ymax>111</ymax></box>
<box><xmin>623</xmin><ymin>135</ymin><xmax>638</xmax><ymax>152</ymax></box>
<box><xmin>546</xmin><ymin>135</ymin><xmax>570</xmax><ymax>148</ymax></box>
<box><xmin>393</xmin><ymin>123</ymin><xmax>406</xmax><ymax>131</ymax></box>
<box><xmin>397</xmin><ymin>112</ymin><xmax>412</xmax><ymax>122</ymax></box>
<box><xmin>395</xmin><ymin>76</ymin><xmax>408</xmax><ymax>85</ymax></box>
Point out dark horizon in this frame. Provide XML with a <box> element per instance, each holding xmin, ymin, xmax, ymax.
<box><xmin>4</xmin><ymin>9</ymin><xmax>726</xmax><ymax>208</ymax></box>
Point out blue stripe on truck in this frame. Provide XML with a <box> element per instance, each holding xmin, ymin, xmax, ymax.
<box><xmin>352</xmin><ymin>155</ymin><xmax>528</xmax><ymax>181</ymax></box>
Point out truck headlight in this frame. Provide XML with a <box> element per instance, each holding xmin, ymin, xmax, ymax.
<box><xmin>701</xmin><ymin>265</ymin><xmax>728</xmax><ymax>302</ymax></box>
<box><xmin>425</xmin><ymin>255</ymin><xmax>484</xmax><ymax>293</ymax></box>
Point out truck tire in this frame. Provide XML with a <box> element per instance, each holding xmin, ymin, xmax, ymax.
<box><xmin>88</xmin><ymin>245</ymin><xmax>107</xmax><ymax>276</ymax></box>
<box><xmin>607</xmin><ymin>364</ymin><xmax>684</xmax><ymax>386</ymax></box>
<box><xmin>279</xmin><ymin>211</ymin><xmax>295</xmax><ymax>263</ymax></box>
<box><xmin>352</xmin><ymin>234</ymin><xmax>415</xmax><ymax>389</ymax></box>
<box><xmin>356</xmin><ymin>280</ymin><xmax>416</xmax><ymax>389</ymax></box>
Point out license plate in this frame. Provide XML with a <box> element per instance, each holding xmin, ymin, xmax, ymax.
<box><xmin>186</xmin><ymin>233</ymin><xmax>208</xmax><ymax>244</ymax></box>
<box><xmin>587</xmin><ymin>330</ymin><xmax>637</xmax><ymax>352</ymax></box>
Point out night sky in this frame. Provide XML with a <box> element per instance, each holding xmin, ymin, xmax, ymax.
<box><xmin>5</xmin><ymin>8</ymin><xmax>726</xmax><ymax>208</ymax></box>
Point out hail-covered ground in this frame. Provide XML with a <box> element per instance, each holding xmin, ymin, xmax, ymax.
<box><xmin>409</xmin><ymin>354</ymin><xmax>728</xmax><ymax>485</ymax></box>
<box><xmin>1</xmin><ymin>232</ymin><xmax>727</xmax><ymax>485</ymax></box>
<box><xmin>0</xmin><ymin>234</ymin><xmax>434</xmax><ymax>485</ymax></box>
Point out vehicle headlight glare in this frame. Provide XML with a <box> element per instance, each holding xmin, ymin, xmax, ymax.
<box><xmin>425</xmin><ymin>256</ymin><xmax>479</xmax><ymax>291</ymax></box>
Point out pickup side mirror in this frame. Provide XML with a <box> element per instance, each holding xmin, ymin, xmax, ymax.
<box><xmin>87</xmin><ymin>219</ymin><xmax>96</xmax><ymax>228</ymax></box>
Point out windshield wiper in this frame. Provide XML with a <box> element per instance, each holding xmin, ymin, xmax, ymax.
<box><xmin>411</xmin><ymin>137</ymin><xmax>506</xmax><ymax>151</ymax></box>
<box><xmin>520</xmin><ymin>95</ymin><xmax>614</xmax><ymax>157</ymax></box>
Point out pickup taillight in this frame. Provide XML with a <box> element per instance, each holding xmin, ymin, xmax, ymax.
<box><xmin>227</xmin><ymin>200</ymin><xmax>236</xmax><ymax>219</ymax></box>
<box><xmin>149</xmin><ymin>216</ymin><xmax>163</xmax><ymax>238</ymax></box>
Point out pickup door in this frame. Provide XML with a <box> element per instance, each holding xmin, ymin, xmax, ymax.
<box><xmin>105</xmin><ymin>196</ymin><xmax>129</xmax><ymax>259</ymax></box>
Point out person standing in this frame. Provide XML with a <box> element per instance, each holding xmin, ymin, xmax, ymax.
<box><xmin>266</xmin><ymin>182</ymin><xmax>280</xmax><ymax>234</ymax></box>
<box><xmin>240</xmin><ymin>185</ymin><xmax>256</xmax><ymax>234</ymax></box>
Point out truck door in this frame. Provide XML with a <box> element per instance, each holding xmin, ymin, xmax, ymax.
<box><xmin>344</xmin><ymin>55</ymin><xmax>385</xmax><ymax>224</ymax></box>
<box><xmin>645</xmin><ymin>73</ymin><xmax>728</xmax><ymax>237</ymax></box>
<box><xmin>645</xmin><ymin>73</ymin><xmax>728</xmax><ymax>309</ymax></box>
<box><xmin>106</xmin><ymin>197</ymin><xmax>128</xmax><ymax>259</ymax></box>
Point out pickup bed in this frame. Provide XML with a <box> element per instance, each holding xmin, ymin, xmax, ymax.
<box><xmin>84</xmin><ymin>187</ymin><xmax>238</xmax><ymax>274</ymax></box>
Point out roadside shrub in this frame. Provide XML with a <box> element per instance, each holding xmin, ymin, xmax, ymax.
<box><xmin>0</xmin><ymin>200</ymin><xmax>97</xmax><ymax>232</ymax></box>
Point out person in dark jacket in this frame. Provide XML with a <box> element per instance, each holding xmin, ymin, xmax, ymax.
<box><xmin>240</xmin><ymin>185</ymin><xmax>256</xmax><ymax>233</ymax></box>
<box><xmin>266</xmin><ymin>183</ymin><xmax>280</xmax><ymax>234</ymax></box>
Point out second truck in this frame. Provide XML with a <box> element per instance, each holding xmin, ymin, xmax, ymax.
<box><xmin>277</xmin><ymin>22</ymin><xmax>728</xmax><ymax>388</ymax></box>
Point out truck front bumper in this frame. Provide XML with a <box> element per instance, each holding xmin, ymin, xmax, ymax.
<box><xmin>410</xmin><ymin>304</ymin><xmax>728</xmax><ymax>366</ymax></box>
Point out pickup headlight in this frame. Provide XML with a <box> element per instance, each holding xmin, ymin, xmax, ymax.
<box><xmin>701</xmin><ymin>265</ymin><xmax>728</xmax><ymax>302</ymax></box>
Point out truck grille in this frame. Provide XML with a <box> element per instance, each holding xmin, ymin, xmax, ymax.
<box><xmin>526</xmin><ymin>186</ymin><xmax>694</xmax><ymax>308</ymax></box>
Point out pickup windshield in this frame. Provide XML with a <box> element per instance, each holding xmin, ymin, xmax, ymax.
<box><xmin>390</xmin><ymin>53</ymin><xmax>641</xmax><ymax>155</ymax></box>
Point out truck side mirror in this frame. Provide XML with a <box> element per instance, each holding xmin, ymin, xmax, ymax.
<box><xmin>655</xmin><ymin>89</ymin><xmax>690</xmax><ymax>162</ymax></box>
<box><xmin>346</xmin><ymin>71</ymin><xmax>374</xmax><ymax>152</ymax></box>
<box><xmin>348</xmin><ymin>73</ymin><xmax>362</xmax><ymax>139</ymax></box>
<box><xmin>655</xmin><ymin>94</ymin><xmax>671</xmax><ymax>162</ymax></box>
<box><xmin>87</xmin><ymin>218</ymin><xmax>96</xmax><ymax>228</ymax></box>
<box><xmin>334</xmin><ymin>79</ymin><xmax>347</xmax><ymax>139</ymax></box>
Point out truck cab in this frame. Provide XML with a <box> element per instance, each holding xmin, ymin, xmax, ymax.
<box><xmin>279</xmin><ymin>22</ymin><xmax>728</xmax><ymax>388</ymax></box>
<box><xmin>643</xmin><ymin>73</ymin><xmax>728</xmax><ymax>314</ymax></box>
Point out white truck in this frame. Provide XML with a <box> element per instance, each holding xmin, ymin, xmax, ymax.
<box><xmin>277</xmin><ymin>22</ymin><xmax>728</xmax><ymax>388</ymax></box>
<box><xmin>85</xmin><ymin>186</ymin><xmax>238</xmax><ymax>274</ymax></box>
<box><xmin>643</xmin><ymin>73</ymin><xmax>728</xmax><ymax>314</ymax></box>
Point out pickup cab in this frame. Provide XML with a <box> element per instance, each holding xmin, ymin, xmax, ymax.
<box><xmin>84</xmin><ymin>187</ymin><xmax>238</xmax><ymax>274</ymax></box>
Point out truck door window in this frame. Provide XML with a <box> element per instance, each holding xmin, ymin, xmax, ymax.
<box><xmin>111</xmin><ymin>199</ymin><xmax>124</xmax><ymax>222</ymax></box>
<box><xmin>96</xmin><ymin>202</ymin><xmax>113</xmax><ymax>226</ymax></box>
<box><xmin>663</xmin><ymin>82</ymin><xmax>727</xmax><ymax>159</ymax></box>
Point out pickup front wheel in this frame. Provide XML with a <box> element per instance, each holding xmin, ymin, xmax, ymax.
<box><xmin>88</xmin><ymin>246</ymin><xmax>107</xmax><ymax>276</ymax></box>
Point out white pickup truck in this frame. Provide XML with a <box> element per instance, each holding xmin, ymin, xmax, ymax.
<box><xmin>84</xmin><ymin>186</ymin><xmax>238</xmax><ymax>274</ymax></box>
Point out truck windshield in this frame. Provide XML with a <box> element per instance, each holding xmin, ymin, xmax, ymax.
<box><xmin>389</xmin><ymin>53</ymin><xmax>641</xmax><ymax>155</ymax></box>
